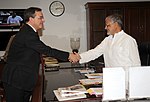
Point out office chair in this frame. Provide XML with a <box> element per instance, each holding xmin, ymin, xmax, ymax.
<box><xmin>0</xmin><ymin>34</ymin><xmax>15</xmax><ymax>102</ymax></box>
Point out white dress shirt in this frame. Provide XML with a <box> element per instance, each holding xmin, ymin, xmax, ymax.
<box><xmin>79</xmin><ymin>30</ymin><xmax>141</xmax><ymax>67</ymax></box>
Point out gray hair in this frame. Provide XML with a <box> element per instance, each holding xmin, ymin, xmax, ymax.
<box><xmin>107</xmin><ymin>14</ymin><xmax>123</xmax><ymax>29</ymax></box>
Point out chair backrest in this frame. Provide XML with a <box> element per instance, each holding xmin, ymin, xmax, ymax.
<box><xmin>148</xmin><ymin>44</ymin><xmax>150</xmax><ymax>66</ymax></box>
<box><xmin>3</xmin><ymin>35</ymin><xmax>15</xmax><ymax>61</ymax></box>
<box><xmin>138</xmin><ymin>42</ymin><xmax>150</xmax><ymax>66</ymax></box>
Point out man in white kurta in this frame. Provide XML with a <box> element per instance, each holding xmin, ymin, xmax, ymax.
<box><xmin>79</xmin><ymin>14</ymin><xmax>141</xmax><ymax>67</ymax></box>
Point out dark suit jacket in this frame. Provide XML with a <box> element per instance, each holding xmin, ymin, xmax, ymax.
<box><xmin>2</xmin><ymin>24</ymin><xmax>69</xmax><ymax>91</ymax></box>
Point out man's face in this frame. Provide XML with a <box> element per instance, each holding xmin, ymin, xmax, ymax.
<box><xmin>30</xmin><ymin>11</ymin><xmax>45</xmax><ymax>31</ymax></box>
<box><xmin>105</xmin><ymin>18</ymin><xmax>116</xmax><ymax>35</ymax></box>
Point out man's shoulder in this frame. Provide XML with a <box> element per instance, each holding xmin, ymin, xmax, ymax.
<box><xmin>17</xmin><ymin>24</ymin><xmax>34</xmax><ymax>35</ymax></box>
<box><xmin>123</xmin><ymin>32</ymin><xmax>135</xmax><ymax>40</ymax></box>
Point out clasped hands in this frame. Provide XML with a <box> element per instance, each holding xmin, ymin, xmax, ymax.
<box><xmin>68</xmin><ymin>52</ymin><xmax>80</xmax><ymax>63</ymax></box>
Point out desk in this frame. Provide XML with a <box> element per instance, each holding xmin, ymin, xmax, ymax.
<box><xmin>44</xmin><ymin>62</ymin><xmax>150</xmax><ymax>102</ymax></box>
<box><xmin>44</xmin><ymin>62</ymin><xmax>102</xmax><ymax>102</ymax></box>
<box><xmin>45</xmin><ymin>68</ymin><xmax>85</xmax><ymax>101</ymax></box>
<box><xmin>31</xmin><ymin>64</ymin><xmax>45</xmax><ymax>102</ymax></box>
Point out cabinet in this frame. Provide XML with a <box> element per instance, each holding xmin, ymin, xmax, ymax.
<box><xmin>85</xmin><ymin>2</ymin><xmax>150</xmax><ymax>65</ymax></box>
<box><xmin>124</xmin><ymin>3</ymin><xmax>150</xmax><ymax>43</ymax></box>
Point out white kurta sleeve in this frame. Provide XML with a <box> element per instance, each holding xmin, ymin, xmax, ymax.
<box><xmin>79</xmin><ymin>38</ymin><xmax>106</xmax><ymax>64</ymax></box>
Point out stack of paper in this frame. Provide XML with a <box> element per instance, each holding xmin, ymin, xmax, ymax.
<box><xmin>43</xmin><ymin>57</ymin><xmax>59</xmax><ymax>71</ymax></box>
<box><xmin>85</xmin><ymin>73</ymin><xmax>103</xmax><ymax>79</ymax></box>
<box><xmin>79</xmin><ymin>78</ymin><xmax>102</xmax><ymax>85</ymax></box>
<box><xmin>44</xmin><ymin>57</ymin><xmax>58</xmax><ymax>65</ymax></box>
<box><xmin>74</xmin><ymin>68</ymin><xmax>95</xmax><ymax>74</ymax></box>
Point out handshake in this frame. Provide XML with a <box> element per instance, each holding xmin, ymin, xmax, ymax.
<box><xmin>68</xmin><ymin>52</ymin><xmax>81</xmax><ymax>63</ymax></box>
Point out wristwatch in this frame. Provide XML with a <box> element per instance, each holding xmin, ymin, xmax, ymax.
<box><xmin>49</xmin><ymin>1</ymin><xmax>65</xmax><ymax>17</ymax></box>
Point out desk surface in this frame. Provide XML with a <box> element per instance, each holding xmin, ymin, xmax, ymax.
<box><xmin>44</xmin><ymin>62</ymin><xmax>103</xmax><ymax>102</ymax></box>
<box><xmin>44</xmin><ymin>62</ymin><xmax>150</xmax><ymax>102</ymax></box>
<box><xmin>45</xmin><ymin>66</ymin><xmax>86</xmax><ymax>101</ymax></box>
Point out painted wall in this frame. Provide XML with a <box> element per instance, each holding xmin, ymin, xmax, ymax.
<box><xmin>0</xmin><ymin>0</ymin><xmax>150</xmax><ymax>53</ymax></box>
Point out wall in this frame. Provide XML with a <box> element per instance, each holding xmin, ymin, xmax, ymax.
<box><xmin>0</xmin><ymin>0</ymin><xmax>150</xmax><ymax>53</ymax></box>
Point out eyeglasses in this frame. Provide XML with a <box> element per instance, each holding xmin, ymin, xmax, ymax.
<box><xmin>105</xmin><ymin>22</ymin><xmax>115</xmax><ymax>28</ymax></box>
<box><xmin>35</xmin><ymin>16</ymin><xmax>44</xmax><ymax>20</ymax></box>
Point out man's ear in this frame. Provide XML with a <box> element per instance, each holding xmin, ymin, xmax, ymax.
<box><xmin>29</xmin><ymin>17</ymin><xmax>33</xmax><ymax>21</ymax></box>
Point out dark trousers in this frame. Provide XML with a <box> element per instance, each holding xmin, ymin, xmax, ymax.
<box><xmin>3</xmin><ymin>83</ymin><xmax>32</xmax><ymax>102</ymax></box>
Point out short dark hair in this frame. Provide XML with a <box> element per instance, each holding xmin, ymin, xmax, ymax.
<box><xmin>107</xmin><ymin>14</ymin><xmax>123</xmax><ymax>29</ymax></box>
<box><xmin>24</xmin><ymin>7</ymin><xmax>42</xmax><ymax>22</ymax></box>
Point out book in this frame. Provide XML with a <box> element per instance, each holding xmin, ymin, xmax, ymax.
<box><xmin>87</xmin><ymin>88</ymin><xmax>103</xmax><ymax>97</ymax></box>
<box><xmin>45</xmin><ymin>63</ymin><xmax>59</xmax><ymax>72</ymax></box>
<box><xmin>85</xmin><ymin>73</ymin><xmax>103</xmax><ymax>79</ymax></box>
<box><xmin>79</xmin><ymin>78</ymin><xmax>102</xmax><ymax>85</ymax></box>
<box><xmin>44</xmin><ymin>57</ymin><xmax>58</xmax><ymax>64</ymax></box>
<box><xmin>53</xmin><ymin>90</ymin><xmax>86</xmax><ymax>101</ymax></box>
<box><xmin>45</xmin><ymin>63</ymin><xmax>59</xmax><ymax>68</ymax></box>
<box><xmin>44</xmin><ymin>57</ymin><xmax>60</xmax><ymax>72</ymax></box>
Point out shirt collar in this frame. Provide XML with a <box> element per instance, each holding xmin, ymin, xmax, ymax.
<box><xmin>110</xmin><ymin>30</ymin><xmax>124</xmax><ymax>38</ymax></box>
<box><xmin>27</xmin><ymin>23</ymin><xmax>37</xmax><ymax>32</ymax></box>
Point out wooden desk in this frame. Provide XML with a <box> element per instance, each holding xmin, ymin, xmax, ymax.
<box><xmin>44</xmin><ymin>62</ymin><xmax>150</xmax><ymax>102</ymax></box>
<box><xmin>31</xmin><ymin>65</ymin><xmax>45</xmax><ymax>102</ymax></box>
<box><xmin>44</xmin><ymin>62</ymin><xmax>102</xmax><ymax>102</ymax></box>
<box><xmin>31</xmin><ymin>58</ymin><xmax>45</xmax><ymax>102</ymax></box>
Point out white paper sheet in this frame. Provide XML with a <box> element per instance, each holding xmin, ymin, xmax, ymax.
<box><xmin>102</xmin><ymin>67</ymin><xmax>126</xmax><ymax>101</ymax></box>
<box><xmin>128</xmin><ymin>66</ymin><xmax>150</xmax><ymax>99</ymax></box>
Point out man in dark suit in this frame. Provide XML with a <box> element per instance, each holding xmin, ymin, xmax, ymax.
<box><xmin>2</xmin><ymin>7</ymin><xmax>80</xmax><ymax>102</ymax></box>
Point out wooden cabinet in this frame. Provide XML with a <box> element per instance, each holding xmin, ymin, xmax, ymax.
<box><xmin>85</xmin><ymin>2</ymin><xmax>150</xmax><ymax>65</ymax></box>
<box><xmin>124</xmin><ymin>3</ymin><xmax>150</xmax><ymax>43</ymax></box>
<box><xmin>85</xmin><ymin>3</ymin><xmax>124</xmax><ymax>50</ymax></box>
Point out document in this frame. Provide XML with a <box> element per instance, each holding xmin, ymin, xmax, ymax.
<box><xmin>84</xmin><ymin>73</ymin><xmax>103</xmax><ymax>79</ymax></box>
<box><xmin>57</xmin><ymin>84</ymin><xmax>87</xmax><ymax>97</ymax></box>
<box><xmin>74</xmin><ymin>68</ymin><xmax>95</xmax><ymax>74</ymax></box>
<box><xmin>102</xmin><ymin>67</ymin><xmax>126</xmax><ymax>101</ymax></box>
<box><xmin>53</xmin><ymin>90</ymin><xmax>86</xmax><ymax>101</ymax></box>
<box><xmin>79</xmin><ymin>78</ymin><xmax>102</xmax><ymax>85</ymax></box>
